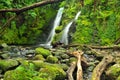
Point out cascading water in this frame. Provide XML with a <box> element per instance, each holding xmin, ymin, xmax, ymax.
<box><xmin>60</xmin><ymin>11</ymin><xmax>81</xmax><ymax>45</ymax></box>
<box><xmin>39</xmin><ymin>7</ymin><xmax>64</xmax><ymax>48</ymax></box>
<box><xmin>46</xmin><ymin>7</ymin><xmax>64</xmax><ymax>45</ymax></box>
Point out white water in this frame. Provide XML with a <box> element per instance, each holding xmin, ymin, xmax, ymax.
<box><xmin>39</xmin><ymin>7</ymin><xmax>64</xmax><ymax>48</ymax></box>
<box><xmin>60</xmin><ymin>11</ymin><xmax>81</xmax><ymax>45</ymax></box>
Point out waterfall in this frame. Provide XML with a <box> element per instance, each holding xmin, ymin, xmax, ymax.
<box><xmin>39</xmin><ymin>7</ymin><xmax>64</xmax><ymax>48</ymax></box>
<box><xmin>60</xmin><ymin>11</ymin><xmax>81</xmax><ymax>45</ymax></box>
<box><xmin>46</xmin><ymin>7</ymin><xmax>64</xmax><ymax>45</ymax></box>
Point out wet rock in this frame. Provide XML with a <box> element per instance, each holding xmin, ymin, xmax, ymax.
<box><xmin>61</xmin><ymin>59</ymin><xmax>69</xmax><ymax>64</ymax></box>
<box><xmin>61</xmin><ymin>53</ymin><xmax>69</xmax><ymax>59</ymax></box>
<box><xmin>0</xmin><ymin>59</ymin><xmax>19</xmax><ymax>72</ymax></box>
<box><xmin>1</xmin><ymin>53</ymin><xmax>10</xmax><ymax>59</ymax></box>
<box><xmin>35</xmin><ymin>47</ymin><xmax>51</xmax><ymax>58</ymax></box>
<box><xmin>58</xmin><ymin>64</ymin><xmax>69</xmax><ymax>71</ymax></box>
<box><xmin>46</xmin><ymin>55</ymin><xmax>58</xmax><ymax>63</ymax></box>
<box><xmin>1</xmin><ymin>43</ymin><xmax>8</xmax><ymax>48</ymax></box>
<box><xmin>106</xmin><ymin>64</ymin><xmax>120</xmax><ymax>80</ymax></box>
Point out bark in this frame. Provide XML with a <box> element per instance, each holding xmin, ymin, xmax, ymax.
<box><xmin>67</xmin><ymin>61</ymin><xmax>76</xmax><ymax>80</ymax></box>
<box><xmin>0</xmin><ymin>0</ymin><xmax>62</xmax><ymax>14</ymax></box>
<box><xmin>91</xmin><ymin>54</ymin><xmax>114</xmax><ymax>80</ymax></box>
<box><xmin>72</xmin><ymin>50</ymin><xmax>83</xmax><ymax>80</ymax></box>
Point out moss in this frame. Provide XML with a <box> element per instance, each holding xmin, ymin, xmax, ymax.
<box><xmin>46</xmin><ymin>55</ymin><xmax>58</xmax><ymax>63</ymax></box>
<box><xmin>4</xmin><ymin>63</ymin><xmax>38</xmax><ymax>80</ymax></box>
<box><xmin>0</xmin><ymin>59</ymin><xmax>19</xmax><ymax>71</ymax></box>
<box><xmin>117</xmin><ymin>76</ymin><xmax>120</xmax><ymax>80</ymax></box>
<box><xmin>69</xmin><ymin>57</ymin><xmax>77</xmax><ymax>63</ymax></box>
<box><xmin>35</xmin><ymin>47</ymin><xmax>51</xmax><ymax>58</ymax></box>
<box><xmin>33</xmin><ymin>54</ymin><xmax>45</xmax><ymax>61</ymax></box>
<box><xmin>4</xmin><ymin>60</ymin><xmax>66</xmax><ymax>80</ymax></box>
<box><xmin>106</xmin><ymin>64</ymin><xmax>120</xmax><ymax>79</ymax></box>
<box><xmin>0</xmin><ymin>3</ymin><xmax>57</xmax><ymax>45</ymax></box>
<box><xmin>55</xmin><ymin>26</ymin><xmax>63</xmax><ymax>33</ymax></box>
<box><xmin>38</xmin><ymin>63</ymin><xmax>66</xmax><ymax>80</ymax></box>
<box><xmin>32</xmin><ymin>61</ymin><xmax>66</xmax><ymax>80</ymax></box>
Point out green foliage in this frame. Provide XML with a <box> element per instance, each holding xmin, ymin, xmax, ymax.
<box><xmin>4</xmin><ymin>63</ymin><xmax>38</xmax><ymax>80</ymax></box>
<box><xmin>36</xmin><ymin>62</ymin><xmax>66</xmax><ymax>80</ymax></box>
<box><xmin>71</xmin><ymin>0</ymin><xmax>120</xmax><ymax>45</ymax></box>
<box><xmin>0</xmin><ymin>0</ymin><xmax>58</xmax><ymax>44</ymax></box>
<box><xmin>106</xmin><ymin>64</ymin><xmax>120</xmax><ymax>79</ymax></box>
<box><xmin>0</xmin><ymin>59</ymin><xmax>18</xmax><ymax>71</ymax></box>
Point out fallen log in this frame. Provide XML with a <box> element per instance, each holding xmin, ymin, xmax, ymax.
<box><xmin>72</xmin><ymin>50</ymin><xmax>83</xmax><ymax>80</ymax></box>
<box><xmin>91</xmin><ymin>54</ymin><xmax>114</xmax><ymax>80</ymax></box>
<box><xmin>68</xmin><ymin>44</ymin><xmax>120</xmax><ymax>50</ymax></box>
<box><xmin>67</xmin><ymin>61</ymin><xmax>76</xmax><ymax>80</ymax></box>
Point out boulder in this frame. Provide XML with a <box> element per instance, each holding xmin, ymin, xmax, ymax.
<box><xmin>35</xmin><ymin>47</ymin><xmax>51</xmax><ymax>58</ymax></box>
<box><xmin>0</xmin><ymin>59</ymin><xmax>19</xmax><ymax>72</ymax></box>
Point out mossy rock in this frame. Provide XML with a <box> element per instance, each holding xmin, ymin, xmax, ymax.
<box><xmin>69</xmin><ymin>57</ymin><xmax>77</xmax><ymax>63</ymax></box>
<box><xmin>106</xmin><ymin>64</ymin><xmax>120</xmax><ymax>80</ymax></box>
<box><xmin>61</xmin><ymin>54</ymin><xmax>69</xmax><ymax>59</ymax></box>
<box><xmin>55</xmin><ymin>26</ymin><xmax>63</xmax><ymax>33</ymax></box>
<box><xmin>33</xmin><ymin>54</ymin><xmax>45</xmax><ymax>61</ymax></box>
<box><xmin>57</xmin><ymin>64</ymin><xmax>69</xmax><ymax>71</ymax></box>
<box><xmin>0</xmin><ymin>59</ymin><xmax>19</xmax><ymax>72</ymax></box>
<box><xmin>4</xmin><ymin>63</ymin><xmax>38</xmax><ymax>80</ymax></box>
<box><xmin>38</xmin><ymin>64</ymin><xmax>66</xmax><ymax>80</ymax></box>
<box><xmin>46</xmin><ymin>55</ymin><xmax>58</xmax><ymax>63</ymax></box>
<box><xmin>32</xmin><ymin>61</ymin><xmax>66</xmax><ymax>80</ymax></box>
<box><xmin>35</xmin><ymin>47</ymin><xmax>51</xmax><ymax>58</ymax></box>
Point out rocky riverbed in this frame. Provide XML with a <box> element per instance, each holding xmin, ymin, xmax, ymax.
<box><xmin>0</xmin><ymin>43</ymin><xmax>120</xmax><ymax>80</ymax></box>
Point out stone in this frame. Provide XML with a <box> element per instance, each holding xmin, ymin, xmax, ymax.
<box><xmin>35</xmin><ymin>47</ymin><xmax>51</xmax><ymax>58</ymax></box>
<box><xmin>1</xmin><ymin>53</ymin><xmax>10</xmax><ymax>59</ymax></box>
<box><xmin>46</xmin><ymin>55</ymin><xmax>58</xmax><ymax>63</ymax></box>
<box><xmin>33</xmin><ymin>54</ymin><xmax>45</xmax><ymax>61</ymax></box>
<box><xmin>0</xmin><ymin>59</ymin><xmax>19</xmax><ymax>72</ymax></box>
<box><xmin>61</xmin><ymin>53</ymin><xmax>69</xmax><ymax>59</ymax></box>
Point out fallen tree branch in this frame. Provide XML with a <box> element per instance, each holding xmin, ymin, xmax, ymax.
<box><xmin>72</xmin><ymin>50</ymin><xmax>83</xmax><ymax>80</ymax></box>
<box><xmin>91</xmin><ymin>54</ymin><xmax>114</xmax><ymax>80</ymax></box>
<box><xmin>68</xmin><ymin>44</ymin><xmax>120</xmax><ymax>50</ymax></box>
<box><xmin>87</xmin><ymin>45</ymin><xmax>120</xmax><ymax>50</ymax></box>
<box><xmin>0</xmin><ymin>0</ymin><xmax>62</xmax><ymax>14</ymax></box>
<box><xmin>67</xmin><ymin>61</ymin><xmax>76</xmax><ymax>80</ymax></box>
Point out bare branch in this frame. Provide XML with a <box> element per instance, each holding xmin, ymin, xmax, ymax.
<box><xmin>0</xmin><ymin>0</ymin><xmax>62</xmax><ymax>14</ymax></box>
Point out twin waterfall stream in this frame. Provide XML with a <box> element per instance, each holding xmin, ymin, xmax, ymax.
<box><xmin>60</xmin><ymin>11</ymin><xmax>81</xmax><ymax>45</ymax></box>
<box><xmin>40</xmin><ymin>8</ymin><xmax>81</xmax><ymax>48</ymax></box>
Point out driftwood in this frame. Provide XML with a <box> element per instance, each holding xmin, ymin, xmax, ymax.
<box><xmin>91</xmin><ymin>54</ymin><xmax>114</xmax><ymax>80</ymax></box>
<box><xmin>72</xmin><ymin>50</ymin><xmax>83</xmax><ymax>80</ymax></box>
<box><xmin>0</xmin><ymin>0</ymin><xmax>62</xmax><ymax>14</ymax></box>
<box><xmin>67</xmin><ymin>61</ymin><xmax>76</xmax><ymax>80</ymax></box>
